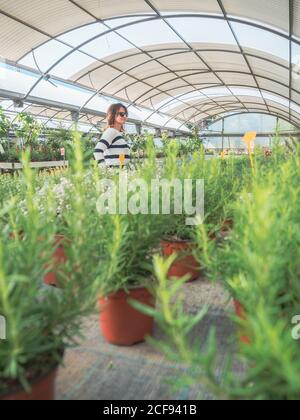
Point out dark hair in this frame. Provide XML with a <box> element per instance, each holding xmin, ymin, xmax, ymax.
<box><xmin>106</xmin><ymin>103</ymin><xmax>128</xmax><ymax>131</ymax></box>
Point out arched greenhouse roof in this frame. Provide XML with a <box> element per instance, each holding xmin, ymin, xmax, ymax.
<box><xmin>0</xmin><ymin>0</ymin><xmax>299</xmax><ymax>131</ymax></box>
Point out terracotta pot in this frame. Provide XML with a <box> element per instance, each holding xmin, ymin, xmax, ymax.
<box><xmin>161</xmin><ymin>239</ymin><xmax>201</xmax><ymax>282</ymax></box>
<box><xmin>99</xmin><ymin>287</ymin><xmax>155</xmax><ymax>346</ymax></box>
<box><xmin>44</xmin><ymin>235</ymin><xmax>68</xmax><ymax>287</ymax></box>
<box><xmin>234</xmin><ymin>300</ymin><xmax>251</xmax><ymax>345</ymax></box>
<box><xmin>0</xmin><ymin>369</ymin><xmax>57</xmax><ymax>401</ymax></box>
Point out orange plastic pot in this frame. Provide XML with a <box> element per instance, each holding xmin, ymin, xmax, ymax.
<box><xmin>0</xmin><ymin>369</ymin><xmax>57</xmax><ymax>401</ymax></box>
<box><xmin>234</xmin><ymin>300</ymin><xmax>251</xmax><ymax>345</ymax></box>
<box><xmin>161</xmin><ymin>239</ymin><xmax>201</xmax><ymax>282</ymax></box>
<box><xmin>99</xmin><ymin>287</ymin><xmax>155</xmax><ymax>346</ymax></box>
<box><xmin>44</xmin><ymin>235</ymin><xmax>68</xmax><ymax>287</ymax></box>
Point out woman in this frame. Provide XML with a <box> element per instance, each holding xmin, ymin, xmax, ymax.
<box><xmin>94</xmin><ymin>103</ymin><xmax>130</xmax><ymax>167</ymax></box>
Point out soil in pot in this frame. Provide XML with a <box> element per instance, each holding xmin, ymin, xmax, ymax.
<box><xmin>161</xmin><ymin>238</ymin><xmax>201</xmax><ymax>282</ymax></box>
<box><xmin>99</xmin><ymin>287</ymin><xmax>155</xmax><ymax>346</ymax></box>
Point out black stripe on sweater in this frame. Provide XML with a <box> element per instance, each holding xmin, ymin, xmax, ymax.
<box><xmin>109</xmin><ymin>144</ymin><xmax>129</xmax><ymax>149</ymax></box>
<box><xmin>98</xmin><ymin>139</ymin><xmax>110</xmax><ymax>148</ymax></box>
<box><xmin>112</xmin><ymin>136</ymin><xmax>125</xmax><ymax>145</ymax></box>
<box><xmin>105</xmin><ymin>154</ymin><xmax>130</xmax><ymax>160</ymax></box>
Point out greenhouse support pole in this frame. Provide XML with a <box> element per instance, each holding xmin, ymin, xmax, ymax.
<box><xmin>136</xmin><ymin>124</ymin><xmax>142</xmax><ymax>135</ymax></box>
<box><xmin>222</xmin><ymin>118</ymin><xmax>225</xmax><ymax>151</ymax></box>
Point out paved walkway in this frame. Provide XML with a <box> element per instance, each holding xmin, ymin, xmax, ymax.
<box><xmin>55</xmin><ymin>279</ymin><xmax>244</xmax><ymax>400</ymax></box>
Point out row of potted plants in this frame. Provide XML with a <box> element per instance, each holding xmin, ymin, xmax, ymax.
<box><xmin>0</xmin><ymin>134</ymin><xmax>258</xmax><ymax>399</ymax></box>
<box><xmin>0</xmin><ymin>150</ymin><xmax>97</xmax><ymax>400</ymax></box>
<box><xmin>143</xmin><ymin>142</ymin><xmax>300</xmax><ymax>399</ymax></box>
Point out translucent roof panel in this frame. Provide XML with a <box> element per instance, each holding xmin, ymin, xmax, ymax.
<box><xmin>165</xmin><ymin>118</ymin><xmax>188</xmax><ymax>130</ymax></box>
<box><xmin>167</xmin><ymin>17</ymin><xmax>237</xmax><ymax>45</ymax></box>
<box><xmin>57</xmin><ymin>22</ymin><xmax>108</xmax><ymax>47</ymax></box>
<box><xmin>158</xmin><ymin>91</ymin><xmax>207</xmax><ymax>112</ymax></box>
<box><xmin>81</xmin><ymin>33</ymin><xmax>135</xmax><ymax>61</ymax></box>
<box><xmin>152</xmin><ymin>51</ymin><xmax>208</xmax><ymax>72</ymax></box>
<box><xmin>198</xmin><ymin>51</ymin><xmax>249</xmax><ymax>72</ymax></box>
<box><xmin>20</xmin><ymin>41</ymin><xmax>73</xmax><ymax>73</ymax></box>
<box><xmin>0</xmin><ymin>13</ymin><xmax>49</xmax><ymax>62</ymax></box>
<box><xmin>291</xmin><ymin>102</ymin><xmax>300</xmax><ymax>114</ymax></box>
<box><xmin>77</xmin><ymin>95</ymin><xmax>117</xmax><ymax>115</ymax></box>
<box><xmin>1</xmin><ymin>1</ymin><xmax>300</xmax><ymax>130</ymax></box>
<box><xmin>73</xmin><ymin>0</ymin><xmax>154</xmax><ymax>19</ymax></box>
<box><xmin>222</xmin><ymin>0</ymin><xmax>289</xmax><ymax>33</ymax></box>
<box><xmin>146</xmin><ymin>113</ymin><xmax>172</xmax><ymax>126</ymax></box>
<box><xmin>0</xmin><ymin>64</ymin><xmax>188</xmax><ymax>132</ymax></box>
<box><xmin>0</xmin><ymin>1</ymin><xmax>295</xmax><ymax>62</ymax></box>
<box><xmin>31</xmin><ymin>80</ymin><xmax>94</xmax><ymax>109</ymax></box>
<box><xmin>247</xmin><ymin>55</ymin><xmax>289</xmax><ymax>85</ymax></box>
<box><xmin>257</xmin><ymin>78</ymin><xmax>289</xmax><ymax>100</ymax></box>
<box><xmin>8</xmin><ymin>14</ymin><xmax>295</xmax><ymax>120</ymax></box>
<box><xmin>0</xmin><ymin>63</ymin><xmax>39</xmax><ymax>95</ymax></box>
<box><xmin>262</xmin><ymin>92</ymin><xmax>290</xmax><ymax>108</ymax></box>
<box><xmin>0</xmin><ymin>0</ymin><xmax>94</xmax><ymax>36</ymax></box>
<box><xmin>217</xmin><ymin>72</ymin><xmax>256</xmax><ymax>87</ymax></box>
<box><xmin>128</xmin><ymin>106</ymin><xmax>153</xmax><ymax>121</ymax></box>
<box><xmin>154</xmin><ymin>0</ymin><xmax>223</xmax><ymax>15</ymax></box>
<box><xmin>22</xmin><ymin>50</ymin><xmax>101</xmax><ymax>84</ymax></box>
<box><xmin>0</xmin><ymin>100</ymin><xmax>13</xmax><ymax>110</ymax></box>
<box><xmin>293</xmin><ymin>0</ymin><xmax>300</xmax><ymax>39</ymax></box>
<box><xmin>231</xmin><ymin>22</ymin><xmax>289</xmax><ymax>61</ymax></box>
<box><xmin>105</xmin><ymin>16</ymin><xmax>156</xmax><ymax>29</ymax></box>
<box><xmin>50</xmin><ymin>52</ymin><xmax>96</xmax><ymax>79</ymax></box>
<box><xmin>117</xmin><ymin>19</ymin><xmax>184</xmax><ymax>47</ymax></box>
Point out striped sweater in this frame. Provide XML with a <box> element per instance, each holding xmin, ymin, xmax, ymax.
<box><xmin>94</xmin><ymin>128</ymin><xmax>130</xmax><ymax>167</ymax></box>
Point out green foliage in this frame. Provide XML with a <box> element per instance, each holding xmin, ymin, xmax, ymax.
<box><xmin>0</xmin><ymin>107</ymin><xmax>10</xmax><ymax>139</ymax></box>
<box><xmin>192</xmin><ymin>147</ymin><xmax>300</xmax><ymax>399</ymax></box>
<box><xmin>179</xmin><ymin>137</ymin><xmax>203</xmax><ymax>156</ymax></box>
<box><xmin>129</xmin><ymin>134</ymin><xmax>148</xmax><ymax>156</ymax></box>
<box><xmin>14</xmin><ymin>113</ymin><xmax>42</xmax><ymax>148</ymax></box>
<box><xmin>0</xmin><ymin>141</ymin><xmax>97</xmax><ymax>396</ymax></box>
<box><xmin>46</xmin><ymin>125</ymin><xmax>73</xmax><ymax>148</ymax></box>
<box><xmin>1</xmin><ymin>127</ymin><xmax>298</xmax><ymax>399</ymax></box>
<box><xmin>93</xmin><ymin>213</ymin><xmax>163</xmax><ymax>296</ymax></box>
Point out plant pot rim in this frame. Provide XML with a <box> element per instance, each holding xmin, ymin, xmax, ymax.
<box><xmin>100</xmin><ymin>285</ymin><xmax>152</xmax><ymax>299</ymax></box>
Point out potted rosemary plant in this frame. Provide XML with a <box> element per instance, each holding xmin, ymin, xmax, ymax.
<box><xmin>0</xmin><ymin>152</ymin><xmax>96</xmax><ymax>400</ymax></box>
<box><xmin>95</xmin><ymin>211</ymin><xmax>167</xmax><ymax>346</ymax></box>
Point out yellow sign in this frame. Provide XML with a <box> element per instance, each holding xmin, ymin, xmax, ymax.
<box><xmin>221</xmin><ymin>151</ymin><xmax>226</xmax><ymax>160</ymax></box>
<box><xmin>243</xmin><ymin>132</ymin><xmax>256</xmax><ymax>173</ymax></box>
<box><xmin>119</xmin><ymin>154</ymin><xmax>125</xmax><ymax>167</ymax></box>
<box><xmin>243</xmin><ymin>132</ymin><xmax>257</xmax><ymax>146</ymax></box>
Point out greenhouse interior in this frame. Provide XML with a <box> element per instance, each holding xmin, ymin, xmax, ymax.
<box><xmin>0</xmin><ymin>0</ymin><xmax>300</xmax><ymax>403</ymax></box>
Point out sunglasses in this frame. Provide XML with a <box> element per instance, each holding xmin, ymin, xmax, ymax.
<box><xmin>116</xmin><ymin>112</ymin><xmax>128</xmax><ymax>118</ymax></box>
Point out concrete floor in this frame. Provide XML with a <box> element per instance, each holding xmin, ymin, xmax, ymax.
<box><xmin>55</xmin><ymin>278</ymin><xmax>243</xmax><ymax>400</ymax></box>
